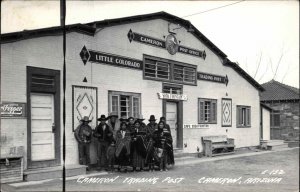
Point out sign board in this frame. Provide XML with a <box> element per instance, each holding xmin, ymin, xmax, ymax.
<box><xmin>222</xmin><ymin>98</ymin><xmax>232</xmax><ymax>127</ymax></box>
<box><xmin>157</xmin><ymin>93</ymin><xmax>187</xmax><ymax>101</ymax></box>
<box><xmin>80</xmin><ymin>46</ymin><xmax>143</xmax><ymax>70</ymax></box>
<box><xmin>127</xmin><ymin>29</ymin><xmax>206</xmax><ymax>59</ymax></box>
<box><xmin>1</xmin><ymin>102</ymin><xmax>26</xmax><ymax>118</ymax></box>
<box><xmin>72</xmin><ymin>86</ymin><xmax>98</xmax><ymax>131</ymax></box>
<box><xmin>197</xmin><ymin>72</ymin><xmax>229</xmax><ymax>86</ymax></box>
<box><xmin>184</xmin><ymin>124</ymin><xmax>209</xmax><ymax>129</ymax></box>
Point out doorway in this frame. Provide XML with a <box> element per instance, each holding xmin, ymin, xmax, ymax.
<box><xmin>27</xmin><ymin>67</ymin><xmax>60</xmax><ymax>168</ymax></box>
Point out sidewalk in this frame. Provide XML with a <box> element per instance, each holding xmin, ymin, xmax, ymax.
<box><xmin>2</xmin><ymin>147</ymin><xmax>299</xmax><ymax>190</ymax></box>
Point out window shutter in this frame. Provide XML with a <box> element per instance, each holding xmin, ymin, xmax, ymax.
<box><xmin>237</xmin><ymin>107</ymin><xmax>242</xmax><ymax>126</ymax></box>
<box><xmin>132</xmin><ymin>96</ymin><xmax>140</xmax><ymax>118</ymax></box>
<box><xmin>211</xmin><ymin>101</ymin><xmax>217</xmax><ymax>123</ymax></box>
<box><xmin>111</xmin><ymin>95</ymin><xmax>119</xmax><ymax>116</ymax></box>
<box><xmin>246</xmin><ymin>108</ymin><xmax>251</xmax><ymax>126</ymax></box>
<box><xmin>199</xmin><ymin>100</ymin><xmax>205</xmax><ymax>123</ymax></box>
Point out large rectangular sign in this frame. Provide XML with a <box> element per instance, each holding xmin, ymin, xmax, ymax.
<box><xmin>80</xmin><ymin>46</ymin><xmax>143</xmax><ymax>70</ymax></box>
<box><xmin>197</xmin><ymin>72</ymin><xmax>229</xmax><ymax>86</ymax></box>
<box><xmin>128</xmin><ymin>29</ymin><xmax>206</xmax><ymax>59</ymax></box>
<box><xmin>157</xmin><ymin>92</ymin><xmax>188</xmax><ymax>101</ymax></box>
<box><xmin>1</xmin><ymin>102</ymin><xmax>26</xmax><ymax>118</ymax></box>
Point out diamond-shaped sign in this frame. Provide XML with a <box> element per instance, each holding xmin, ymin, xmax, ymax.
<box><xmin>76</xmin><ymin>93</ymin><xmax>94</xmax><ymax>119</ymax></box>
<box><xmin>127</xmin><ymin>29</ymin><xmax>134</xmax><ymax>43</ymax></box>
<box><xmin>79</xmin><ymin>46</ymin><xmax>90</xmax><ymax>65</ymax></box>
<box><xmin>202</xmin><ymin>50</ymin><xmax>206</xmax><ymax>60</ymax></box>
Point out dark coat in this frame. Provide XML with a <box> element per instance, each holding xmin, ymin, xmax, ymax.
<box><xmin>74</xmin><ymin>124</ymin><xmax>93</xmax><ymax>144</ymax></box>
<box><xmin>93</xmin><ymin>123</ymin><xmax>113</xmax><ymax>143</ymax></box>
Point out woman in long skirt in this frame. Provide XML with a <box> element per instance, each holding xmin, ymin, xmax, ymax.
<box><xmin>153</xmin><ymin>121</ymin><xmax>173</xmax><ymax>171</ymax></box>
<box><xmin>131</xmin><ymin>120</ymin><xmax>147</xmax><ymax>171</ymax></box>
<box><xmin>115</xmin><ymin>122</ymin><xmax>131</xmax><ymax>172</ymax></box>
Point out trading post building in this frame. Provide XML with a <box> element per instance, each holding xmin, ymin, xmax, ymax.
<box><xmin>1</xmin><ymin>12</ymin><xmax>265</xmax><ymax>181</ymax></box>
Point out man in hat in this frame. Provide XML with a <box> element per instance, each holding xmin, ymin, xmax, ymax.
<box><xmin>74</xmin><ymin>116</ymin><xmax>93</xmax><ymax>168</ymax></box>
<box><xmin>93</xmin><ymin>114</ymin><xmax>113</xmax><ymax>170</ymax></box>
<box><xmin>145</xmin><ymin>115</ymin><xmax>158</xmax><ymax>169</ymax></box>
<box><xmin>137</xmin><ymin>114</ymin><xmax>146</xmax><ymax>129</ymax></box>
<box><xmin>107</xmin><ymin>112</ymin><xmax>120</xmax><ymax>140</ymax></box>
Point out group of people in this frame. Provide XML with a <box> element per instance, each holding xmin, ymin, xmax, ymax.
<box><xmin>74</xmin><ymin>113</ymin><xmax>174</xmax><ymax>172</ymax></box>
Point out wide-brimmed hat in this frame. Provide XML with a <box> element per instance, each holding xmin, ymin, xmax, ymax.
<box><xmin>97</xmin><ymin>114</ymin><xmax>108</xmax><ymax>121</ymax></box>
<box><xmin>108</xmin><ymin>112</ymin><xmax>118</xmax><ymax>119</ymax></box>
<box><xmin>137</xmin><ymin>114</ymin><xmax>145</xmax><ymax>122</ymax></box>
<box><xmin>80</xmin><ymin>116</ymin><xmax>92</xmax><ymax>122</ymax></box>
<box><xmin>148</xmin><ymin>115</ymin><xmax>156</xmax><ymax>121</ymax></box>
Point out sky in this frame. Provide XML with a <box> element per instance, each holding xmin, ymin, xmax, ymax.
<box><xmin>1</xmin><ymin>1</ymin><xmax>299</xmax><ymax>88</ymax></box>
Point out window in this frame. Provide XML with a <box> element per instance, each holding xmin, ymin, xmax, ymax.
<box><xmin>173</xmin><ymin>65</ymin><xmax>196</xmax><ymax>83</ymax></box>
<box><xmin>109</xmin><ymin>91</ymin><xmax>141</xmax><ymax>118</ymax></box>
<box><xmin>144</xmin><ymin>55</ymin><xmax>197</xmax><ymax>85</ymax></box>
<box><xmin>145</xmin><ymin>59</ymin><xmax>170</xmax><ymax>80</ymax></box>
<box><xmin>237</xmin><ymin>106</ymin><xmax>251</xmax><ymax>127</ymax></box>
<box><xmin>271</xmin><ymin>110</ymin><xmax>280</xmax><ymax>127</ymax></box>
<box><xmin>162</xmin><ymin>84</ymin><xmax>182</xmax><ymax>94</ymax></box>
<box><xmin>198</xmin><ymin>98</ymin><xmax>217</xmax><ymax>124</ymax></box>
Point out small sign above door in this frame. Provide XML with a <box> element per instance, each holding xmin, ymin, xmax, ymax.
<box><xmin>157</xmin><ymin>92</ymin><xmax>187</xmax><ymax>101</ymax></box>
<box><xmin>1</xmin><ymin>102</ymin><xmax>26</xmax><ymax>118</ymax></box>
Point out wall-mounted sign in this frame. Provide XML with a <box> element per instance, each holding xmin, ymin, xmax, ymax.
<box><xmin>165</xmin><ymin>34</ymin><xmax>179</xmax><ymax>55</ymax></box>
<box><xmin>197</xmin><ymin>72</ymin><xmax>229</xmax><ymax>86</ymax></box>
<box><xmin>222</xmin><ymin>98</ymin><xmax>232</xmax><ymax>127</ymax></box>
<box><xmin>157</xmin><ymin>92</ymin><xmax>187</xmax><ymax>101</ymax></box>
<box><xmin>72</xmin><ymin>86</ymin><xmax>98</xmax><ymax>131</ymax></box>
<box><xmin>127</xmin><ymin>29</ymin><xmax>206</xmax><ymax>59</ymax></box>
<box><xmin>184</xmin><ymin>124</ymin><xmax>209</xmax><ymax>129</ymax></box>
<box><xmin>1</xmin><ymin>102</ymin><xmax>26</xmax><ymax>118</ymax></box>
<box><xmin>80</xmin><ymin>46</ymin><xmax>143</xmax><ymax>70</ymax></box>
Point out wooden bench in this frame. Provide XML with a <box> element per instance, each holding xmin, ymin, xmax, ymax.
<box><xmin>202</xmin><ymin>135</ymin><xmax>235</xmax><ymax>157</ymax></box>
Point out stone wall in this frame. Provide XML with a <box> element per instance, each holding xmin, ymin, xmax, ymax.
<box><xmin>266</xmin><ymin>101</ymin><xmax>299</xmax><ymax>140</ymax></box>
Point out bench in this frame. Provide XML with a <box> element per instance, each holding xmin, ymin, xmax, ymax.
<box><xmin>202</xmin><ymin>135</ymin><xmax>235</xmax><ymax>157</ymax></box>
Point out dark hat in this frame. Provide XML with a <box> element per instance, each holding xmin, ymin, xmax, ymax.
<box><xmin>108</xmin><ymin>112</ymin><xmax>118</xmax><ymax>119</ymax></box>
<box><xmin>160</xmin><ymin>116</ymin><xmax>166</xmax><ymax>121</ymax></box>
<box><xmin>134</xmin><ymin>120</ymin><xmax>141</xmax><ymax>125</ymax></box>
<box><xmin>137</xmin><ymin>114</ymin><xmax>145</xmax><ymax>122</ymax></box>
<box><xmin>97</xmin><ymin>114</ymin><xmax>108</xmax><ymax>121</ymax></box>
<box><xmin>148</xmin><ymin>115</ymin><xmax>156</xmax><ymax>121</ymax></box>
<box><xmin>80</xmin><ymin>116</ymin><xmax>92</xmax><ymax>122</ymax></box>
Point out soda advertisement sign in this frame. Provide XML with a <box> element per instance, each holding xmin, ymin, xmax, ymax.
<box><xmin>1</xmin><ymin>102</ymin><xmax>26</xmax><ymax>118</ymax></box>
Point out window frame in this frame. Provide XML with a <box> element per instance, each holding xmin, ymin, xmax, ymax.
<box><xmin>198</xmin><ymin>98</ymin><xmax>218</xmax><ymax>124</ymax></box>
<box><xmin>270</xmin><ymin>110</ymin><xmax>280</xmax><ymax>128</ymax></box>
<box><xmin>108</xmin><ymin>91</ymin><xmax>141</xmax><ymax>119</ymax></box>
<box><xmin>143</xmin><ymin>54</ymin><xmax>197</xmax><ymax>86</ymax></box>
<box><xmin>236</xmin><ymin>105</ymin><xmax>251</xmax><ymax>128</ymax></box>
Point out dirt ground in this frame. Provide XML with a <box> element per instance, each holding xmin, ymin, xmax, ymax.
<box><xmin>4</xmin><ymin>148</ymin><xmax>299</xmax><ymax>192</ymax></box>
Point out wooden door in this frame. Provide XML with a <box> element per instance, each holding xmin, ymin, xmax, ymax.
<box><xmin>30</xmin><ymin>93</ymin><xmax>55</xmax><ymax>161</ymax></box>
<box><xmin>166</xmin><ymin>102</ymin><xmax>177</xmax><ymax>147</ymax></box>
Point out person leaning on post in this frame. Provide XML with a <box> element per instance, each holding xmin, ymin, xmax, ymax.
<box><xmin>93</xmin><ymin>114</ymin><xmax>113</xmax><ymax>171</ymax></box>
<box><xmin>74</xmin><ymin>116</ymin><xmax>93</xmax><ymax>170</ymax></box>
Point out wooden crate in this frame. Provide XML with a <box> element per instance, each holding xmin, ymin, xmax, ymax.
<box><xmin>0</xmin><ymin>157</ymin><xmax>23</xmax><ymax>183</ymax></box>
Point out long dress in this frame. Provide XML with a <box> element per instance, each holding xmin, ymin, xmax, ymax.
<box><xmin>115</xmin><ymin>129</ymin><xmax>131</xmax><ymax>168</ymax></box>
<box><xmin>145</xmin><ymin>123</ymin><xmax>157</xmax><ymax>167</ymax></box>
<box><xmin>153</xmin><ymin>127</ymin><xmax>173</xmax><ymax>170</ymax></box>
<box><xmin>131</xmin><ymin>125</ymin><xmax>147</xmax><ymax>170</ymax></box>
